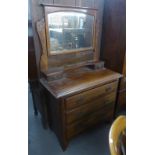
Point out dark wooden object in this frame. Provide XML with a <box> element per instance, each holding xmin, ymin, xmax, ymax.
<box><xmin>30</xmin><ymin>0</ymin><xmax>122</xmax><ymax>151</ymax></box>
<box><xmin>100</xmin><ymin>0</ymin><xmax>126</xmax><ymax>73</ymax></box>
<box><xmin>28</xmin><ymin>21</ymin><xmax>38</xmax><ymax>80</ymax></box>
<box><xmin>117</xmin><ymin>56</ymin><xmax>126</xmax><ymax>111</ymax></box>
<box><xmin>40</xmin><ymin>67</ymin><xmax>121</xmax><ymax>150</ymax></box>
<box><xmin>100</xmin><ymin>0</ymin><xmax>126</xmax><ymax>112</ymax></box>
<box><xmin>30</xmin><ymin>0</ymin><xmax>105</xmax><ymax>76</ymax></box>
<box><xmin>28</xmin><ymin>19</ymin><xmax>39</xmax><ymax>115</ymax></box>
<box><xmin>37</xmin><ymin>6</ymin><xmax>98</xmax><ymax>73</ymax></box>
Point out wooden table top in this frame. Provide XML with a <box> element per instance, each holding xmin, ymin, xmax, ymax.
<box><xmin>40</xmin><ymin>67</ymin><xmax>122</xmax><ymax>98</ymax></box>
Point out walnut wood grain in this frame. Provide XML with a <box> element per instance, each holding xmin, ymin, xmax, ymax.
<box><xmin>39</xmin><ymin>66</ymin><xmax>121</xmax><ymax>150</ymax></box>
<box><xmin>28</xmin><ymin>36</ymin><xmax>38</xmax><ymax>80</ymax></box>
<box><xmin>36</xmin><ymin>19</ymin><xmax>48</xmax><ymax>71</ymax></box>
<box><xmin>100</xmin><ymin>0</ymin><xmax>126</xmax><ymax>73</ymax></box>
<box><xmin>40</xmin><ymin>68</ymin><xmax>121</xmax><ymax>98</ymax></box>
<box><xmin>66</xmin><ymin>106</ymin><xmax>114</xmax><ymax>139</ymax></box>
<box><xmin>66</xmin><ymin>92</ymin><xmax>116</xmax><ymax>124</ymax></box>
<box><xmin>119</xmin><ymin>77</ymin><xmax>126</xmax><ymax>90</ymax></box>
<box><xmin>31</xmin><ymin>0</ymin><xmax>44</xmax><ymax>77</ymax></box>
<box><xmin>31</xmin><ymin>0</ymin><xmax>104</xmax><ymax>77</ymax></box>
<box><xmin>48</xmin><ymin>50</ymin><xmax>94</xmax><ymax>69</ymax></box>
<box><xmin>94</xmin><ymin>0</ymin><xmax>105</xmax><ymax>61</ymax></box>
<box><xmin>30</xmin><ymin>0</ymin><xmax>122</xmax><ymax>151</ymax></box>
<box><xmin>65</xmin><ymin>81</ymin><xmax>118</xmax><ymax>110</ymax></box>
<box><xmin>117</xmin><ymin>54</ymin><xmax>126</xmax><ymax>111</ymax></box>
<box><xmin>117</xmin><ymin>86</ymin><xmax>126</xmax><ymax>111</ymax></box>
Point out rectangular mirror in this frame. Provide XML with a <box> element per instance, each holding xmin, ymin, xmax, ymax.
<box><xmin>47</xmin><ymin>12</ymin><xmax>94</xmax><ymax>53</ymax></box>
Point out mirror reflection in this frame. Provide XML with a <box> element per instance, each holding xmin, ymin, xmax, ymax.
<box><xmin>48</xmin><ymin>12</ymin><xmax>94</xmax><ymax>52</ymax></box>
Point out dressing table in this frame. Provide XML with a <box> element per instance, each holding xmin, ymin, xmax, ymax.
<box><xmin>35</xmin><ymin>3</ymin><xmax>121</xmax><ymax>150</ymax></box>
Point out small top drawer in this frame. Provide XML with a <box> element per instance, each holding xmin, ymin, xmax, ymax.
<box><xmin>65</xmin><ymin>81</ymin><xmax>118</xmax><ymax>110</ymax></box>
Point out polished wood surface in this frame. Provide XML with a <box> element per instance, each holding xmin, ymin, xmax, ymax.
<box><xmin>65</xmin><ymin>92</ymin><xmax>116</xmax><ymax>124</ymax></box>
<box><xmin>40</xmin><ymin>67</ymin><xmax>121</xmax><ymax>98</ymax></box>
<box><xmin>109</xmin><ymin>115</ymin><xmax>126</xmax><ymax>155</ymax></box>
<box><xmin>65</xmin><ymin>81</ymin><xmax>118</xmax><ymax>110</ymax></box>
<box><xmin>31</xmin><ymin>0</ymin><xmax>104</xmax><ymax>76</ymax></box>
<box><xmin>36</xmin><ymin>5</ymin><xmax>98</xmax><ymax>73</ymax></box>
<box><xmin>100</xmin><ymin>0</ymin><xmax>126</xmax><ymax>112</ymax></box>
<box><xmin>101</xmin><ymin>0</ymin><xmax>126</xmax><ymax>73</ymax></box>
<box><xmin>28</xmin><ymin>21</ymin><xmax>38</xmax><ymax>80</ymax></box>
<box><xmin>117</xmin><ymin>56</ymin><xmax>126</xmax><ymax>111</ymax></box>
<box><xmin>67</xmin><ymin>107</ymin><xmax>114</xmax><ymax>139</ymax></box>
<box><xmin>40</xmin><ymin>66</ymin><xmax>121</xmax><ymax>150</ymax></box>
<box><xmin>36</xmin><ymin>18</ymin><xmax>48</xmax><ymax>71</ymax></box>
<box><xmin>117</xmin><ymin>90</ymin><xmax>126</xmax><ymax>110</ymax></box>
<box><xmin>30</xmin><ymin>0</ymin><xmax>123</xmax><ymax>151</ymax></box>
<box><xmin>28</xmin><ymin>20</ymin><xmax>39</xmax><ymax>116</ymax></box>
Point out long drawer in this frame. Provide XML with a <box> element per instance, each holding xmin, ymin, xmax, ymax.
<box><xmin>66</xmin><ymin>106</ymin><xmax>114</xmax><ymax>139</ymax></box>
<box><xmin>65</xmin><ymin>81</ymin><xmax>118</xmax><ymax>110</ymax></box>
<box><xmin>65</xmin><ymin>92</ymin><xmax>116</xmax><ymax>124</ymax></box>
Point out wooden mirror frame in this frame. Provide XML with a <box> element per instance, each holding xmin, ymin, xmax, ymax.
<box><xmin>36</xmin><ymin>4</ymin><xmax>99</xmax><ymax>73</ymax></box>
<box><xmin>44</xmin><ymin>6</ymin><xmax>97</xmax><ymax>56</ymax></box>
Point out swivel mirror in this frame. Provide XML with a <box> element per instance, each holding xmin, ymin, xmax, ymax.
<box><xmin>36</xmin><ymin>6</ymin><xmax>97</xmax><ymax>72</ymax></box>
<box><xmin>47</xmin><ymin>12</ymin><xmax>94</xmax><ymax>53</ymax></box>
<box><xmin>44</xmin><ymin>6</ymin><xmax>96</xmax><ymax>55</ymax></box>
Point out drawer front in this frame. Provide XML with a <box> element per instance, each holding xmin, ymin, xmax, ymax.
<box><xmin>65</xmin><ymin>81</ymin><xmax>118</xmax><ymax>110</ymax></box>
<box><xmin>66</xmin><ymin>92</ymin><xmax>116</xmax><ymax>124</ymax></box>
<box><xmin>66</xmin><ymin>106</ymin><xmax>114</xmax><ymax>139</ymax></box>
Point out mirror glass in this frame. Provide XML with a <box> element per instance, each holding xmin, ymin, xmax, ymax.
<box><xmin>47</xmin><ymin>12</ymin><xmax>94</xmax><ymax>52</ymax></box>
